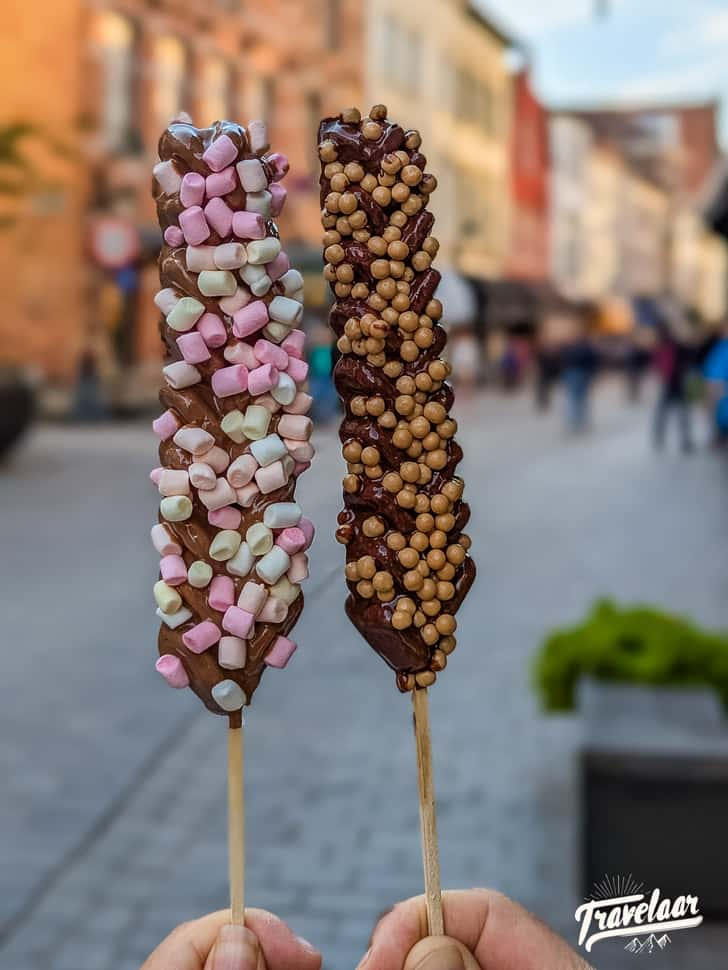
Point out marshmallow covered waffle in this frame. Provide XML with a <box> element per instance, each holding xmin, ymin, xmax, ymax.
<box><xmin>318</xmin><ymin>105</ymin><xmax>476</xmax><ymax>691</ymax></box>
<box><xmin>150</xmin><ymin>119</ymin><xmax>314</xmax><ymax>717</ymax></box>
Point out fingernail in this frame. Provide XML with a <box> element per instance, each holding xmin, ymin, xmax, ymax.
<box><xmin>357</xmin><ymin>947</ymin><xmax>372</xmax><ymax>968</ymax></box>
<box><xmin>296</xmin><ymin>935</ymin><xmax>320</xmax><ymax>955</ymax></box>
<box><xmin>412</xmin><ymin>944</ymin><xmax>466</xmax><ymax>970</ymax></box>
<box><xmin>213</xmin><ymin>924</ymin><xmax>259</xmax><ymax>970</ymax></box>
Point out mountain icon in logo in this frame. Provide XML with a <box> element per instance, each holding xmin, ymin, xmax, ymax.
<box><xmin>624</xmin><ymin>933</ymin><xmax>671</xmax><ymax>954</ymax></box>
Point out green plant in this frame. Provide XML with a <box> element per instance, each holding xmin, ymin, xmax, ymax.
<box><xmin>533</xmin><ymin>599</ymin><xmax>728</xmax><ymax>712</ymax></box>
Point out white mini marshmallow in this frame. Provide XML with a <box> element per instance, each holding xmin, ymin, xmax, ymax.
<box><xmin>235</xmin><ymin>482</ymin><xmax>259</xmax><ymax>507</ymax></box>
<box><xmin>154</xmin><ymin>288</ymin><xmax>179</xmax><ymax>315</ymax></box>
<box><xmin>156</xmin><ymin>605</ymin><xmax>193</xmax><ymax>629</ymax></box>
<box><xmin>258</xmin><ymin>596</ymin><xmax>288</xmax><ymax>623</ymax></box>
<box><xmin>163</xmin><ymin>362</ymin><xmax>201</xmax><ymax>389</ymax></box>
<box><xmin>227</xmin><ymin>454</ymin><xmax>258</xmax><ymax>488</ymax></box>
<box><xmin>271</xmin><ymin>372</ymin><xmax>297</xmax><ymax>405</ymax></box>
<box><xmin>249</xmin><ymin>433</ymin><xmax>287</xmax><ymax>467</ymax></box>
<box><xmin>263</xmin><ymin>322</ymin><xmax>292</xmax><ymax>344</ymax></box>
<box><xmin>173</xmin><ymin>427</ymin><xmax>215</xmax><ymax>456</ymax></box>
<box><xmin>212</xmin><ymin>679</ymin><xmax>246</xmax><ymax>711</ymax></box>
<box><xmin>236</xmin><ymin>158</ymin><xmax>267</xmax><ymax>192</ymax></box>
<box><xmin>269</xmin><ymin>295</ymin><xmax>303</xmax><ymax>326</ymax></box>
<box><xmin>248</xmin><ymin>119</ymin><xmax>269</xmax><ymax>154</ymax></box>
<box><xmin>158</xmin><ymin>469</ymin><xmax>190</xmax><ymax>497</ymax></box>
<box><xmin>151</xmin><ymin>523</ymin><xmax>181</xmax><ymax>556</ymax></box>
<box><xmin>188</xmin><ymin>462</ymin><xmax>217</xmax><ymax>490</ymax></box>
<box><xmin>214</xmin><ymin>242</ymin><xmax>247</xmax><ymax>270</ymax></box>
<box><xmin>219</xmin><ymin>637</ymin><xmax>247</xmax><ymax>670</ymax></box>
<box><xmin>263</xmin><ymin>502</ymin><xmax>302</xmax><ymax>529</ymax></box>
<box><xmin>205</xmin><ymin>445</ymin><xmax>231</xmax><ymax>473</ymax></box>
<box><xmin>186</xmin><ymin>246</ymin><xmax>217</xmax><ymax>272</ymax></box>
<box><xmin>226</xmin><ymin>541</ymin><xmax>254</xmax><ymax>577</ymax></box>
<box><xmin>279</xmin><ymin>269</ymin><xmax>304</xmax><ymax>296</ymax></box>
<box><xmin>237</xmin><ymin>581</ymin><xmax>268</xmax><ymax>616</ymax></box>
<box><xmin>246</xmin><ymin>237</ymin><xmax>281</xmax><ymax>266</ymax></box>
<box><xmin>255</xmin><ymin>546</ymin><xmax>290</xmax><ymax>585</ymax></box>
<box><xmin>153</xmin><ymin>160</ymin><xmax>181</xmax><ymax>195</ymax></box>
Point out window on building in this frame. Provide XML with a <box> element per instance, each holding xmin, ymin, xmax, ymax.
<box><xmin>90</xmin><ymin>11</ymin><xmax>137</xmax><ymax>151</ymax></box>
<box><xmin>153</xmin><ymin>36</ymin><xmax>187</xmax><ymax>131</ymax></box>
<box><xmin>325</xmin><ymin>0</ymin><xmax>342</xmax><ymax>50</ymax></box>
<box><xmin>199</xmin><ymin>56</ymin><xmax>230</xmax><ymax>125</ymax></box>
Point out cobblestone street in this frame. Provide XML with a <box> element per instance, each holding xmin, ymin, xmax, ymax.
<box><xmin>1</xmin><ymin>383</ymin><xmax>727</xmax><ymax>970</ymax></box>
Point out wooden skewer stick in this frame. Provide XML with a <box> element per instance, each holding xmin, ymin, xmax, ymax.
<box><xmin>412</xmin><ymin>686</ymin><xmax>444</xmax><ymax>936</ymax></box>
<box><xmin>228</xmin><ymin>713</ymin><xmax>245</xmax><ymax>925</ymax></box>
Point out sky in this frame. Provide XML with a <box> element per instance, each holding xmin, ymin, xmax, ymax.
<box><xmin>479</xmin><ymin>0</ymin><xmax>728</xmax><ymax>143</ymax></box>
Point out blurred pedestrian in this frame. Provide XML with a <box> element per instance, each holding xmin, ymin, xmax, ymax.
<box><xmin>702</xmin><ymin>319</ymin><xmax>728</xmax><ymax>445</ymax></box>
<box><xmin>653</xmin><ymin>327</ymin><xmax>694</xmax><ymax>452</ymax></box>
<box><xmin>559</xmin><ymin>318</ymin><xmax>599</xmax><ymax>432</ymax></box>
<box><xmin>533</xmin><ymin>326</ymin><xmax>560</xmax><ymax>410</ymax></box>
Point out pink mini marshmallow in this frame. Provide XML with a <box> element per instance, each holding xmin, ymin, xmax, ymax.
<box><xmin>237</xmin><ymin>581</ymin><xmax>268</xmax><ymax>615</ymax></box>
<box><xmin>160</xmin><ymin>554</ymin><xmax>187</xmax><ymax>586</ymax></box>
<box><xmin>180</xmin><ymin>172</ymin><xmax>205</xmax><ymax>208</ymax></box>
<box><xmin>198</xmin><ymin>478</ymin><xmax>237</xmax><ymax>511</ymax></box>
<box><xmin>183</xmin><ymin>620</ymin><xmax>221</xmax><ymax>653</ymax></box>
<box><xmin>286</xmin><ymin>357</ymin><xmax>309</xmax><ymax>384</ymax></box>
<box><xmin>266</xmin><ymin>250</ymin><xmax>290</xmax><ymax>281</ymax></box>
<box><xmin>196</xmin><ymin>312</ymin><xmax>227</xmax><ymax>349</ymax></box>
<box><xmin>276</xmin><ymin>527</ymin><xmax>306</xmax><ymax>555</ymax></box>
<box><xmin>204</xmin><ymin>445</ymin><xmax>231</xmax><ymax>473</ymax></box>
<box><xmin>284</xmin><ymin>439</ymin><xmax>315</xmax><ymax>463</ymax></box>
<box><xmin>224</xmin><ymin>341</ymin><xmax>258</xmax><ymax>369</ymax></box>
<box><xmin>212</xmin><ymin>364</ymin><xmax>248</xmax><ymax>399</ymax></box>
<box><xmin>164</xmin><ymin>225</ymin><xmax>185</xmax><ymax>247</ymax></box>
<box><xmin>173</xmin><ymin>426</ymin><xmax>215</xmax><ymax>456</ymax></box>
<box><xmin>156</xmin><ymin>655</ymin><xmax>189</xmax><ymax>688</ymax></box>
<box><xmin>280</xmin><ymin>330</ymin><xmax>305</xmax><ymax>359</ymax></box>
<box><xmin>152</xmin><ymin>409</ymin><xmax>180</xmax><ymax>441</ymax></box>
<box><xmin>294</xmin><ymin>460</ymin><xmax>312</xmax><ymax>476</ymax></box>
<box><xmin>203</xmin><ymin>133</ymin><xmax>238</xmax><ymax>172</ymax></box>
<box><xmin>189</xmin><ymin>462</ymin><xmax>217</xmax><ymax>490</ymax></box>
<box><xmin>179</xmin><ymin>205</ymin><xmax>210</xmax><ymax>245</ymax></box>
<box><xmin>248</xmin><ymin>363</ymin><xmax>278</xmax><ymax>396</ymax></box>
<box><xmin>222</xmin><ymin>605</ymin><xmax>255</xmax><ymax>638</ymax></box>
<box><xmin>227</xmin><ymin>454</ymin><xmax>258</xmax><ymax>488</ymax></box>
<box><xmin>278</xmin><ymin>413</ymin><xmax>312</xmax><ymax>440</ymax></box>
<box><xmin>204</xmin><ymin>196</ymin><xmax>233</xmax><ymax>237</ymax></box>
<box><xmin>269</xmin><ymin>182</ymin><xmax>287</xmax><ymax>216</ymax></box>
<box><xmin>151</xmin><ymin>523</ymin><xmax>182</xmax><ymax>556</ymax></box>
<box><xmin>219</xmin><ymin>636</ymin><xmax>247</xmax><ymax>669</ymax></box>
<box><xmin>258</xmin><ymin>596</ymin><xmax>287</xmax><ymax>624</ymax></box>
<box><xmin>232</xmin><ymin>301</ymin><xmax>269</xmax><ymax>339</ymax></box>
<box><xmin>287</xmin><ymin>552</ymin><xmax>309</xmax><ymax>584</ymax></box>
<box><xmin>177</xmin><ymin>331</ymin><xmax>211</xmax><ymax>364</ymax></box>
<box><xmin>208</xmin><ymin>506</ymin><xmax>242</xmax><ymax>529</ymax></box>
<box><xmin>205</xmin><ymin>166</ymin><xmax>237</xmax><ymax>198</ymax></box>
<box><xmin>254</xmin><ymin>338</ymin><xmax>288</xmax><ymax>370</ymax></box>
<box><xmin>149</xmin><ymin>467</ymin><xmax>163</xmax><ymax>485</ymax></box>
<box><xmin>255</xmin><ymin>460</ymin><xmax>288</xmax><ymax>494</ymax></box>
<box><xmin>298</xmin><ymin>517</ymin><xmax>315</xmax><ymax>550</ymax></box>
<box><xmin>264</xmin><ymin>635</ymin><xmax>297</xmax><ymax>668</ymax></box>
<box><xmin>232</xmin><ymin>210</ymin><xmax>266</xmax><ymax>239</ymax></box>
<box><xmin>209</xmin><ymin>575</ymin><xmax>235</xmax><ymax>612</ymax></box>
<box><xmin>267</xmin><ymin>153</ymin><xmax>289</xmax><ymax>182</ymax></box>
<box><xmin>236</xmin><ymin>482</ymin><xmax>259</xmax><ymax>507</ymax></box>
<box><xmin>254</xmin><ymin>393</ymin><xmax>281</xmax><ymax>413</ymax></box>
<box><xmin>158</xmin><ymin>468</ymin><xmax>190</xmax><ymax>497</ymax></box>
<box><xmin>283</xmin><ymin>391</ymin><xmax>313</xmax><ymax>415</ymax></box>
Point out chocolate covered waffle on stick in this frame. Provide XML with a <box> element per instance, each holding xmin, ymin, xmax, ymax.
<box><xmin>150</xmin><ymin>117</ymin><xmax>314</xmax><ymax>923</ymax></box>
<box><xmin>318</xmin><ymin>104</ymin><xmax>476</xmax><ymax>935</ymax></box>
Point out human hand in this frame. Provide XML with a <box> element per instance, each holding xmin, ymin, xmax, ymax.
<box><xmin>141</xmin><ymin>909</ymin><xmax>321</xmax><ymax>970</ymax></box>
<box><xmin>359</xmin><ymin>889</ymin><xmax>593</xmax><ymax>970</ymax></box>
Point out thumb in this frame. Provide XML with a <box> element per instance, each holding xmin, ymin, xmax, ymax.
<box><xmin>205</xmin><ymin>924</ymin><xmax>265</xmax><ymax>970</ymax></box>
<box><xmin>403</xmin><ymin>935</ymin><xmax>481</xmax><ymax>970</ymax></box>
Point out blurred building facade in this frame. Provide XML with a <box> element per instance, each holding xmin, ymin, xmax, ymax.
<box><xmin>506</xmin><ymin>67</ymin><xmax>549</xmax><ymax>281</ymax></box>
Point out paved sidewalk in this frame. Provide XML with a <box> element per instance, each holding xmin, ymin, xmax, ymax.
<box><xmin>1</xmin><ymin>384</ymin><xmax>727</xmax><ymax>969</ymax></box>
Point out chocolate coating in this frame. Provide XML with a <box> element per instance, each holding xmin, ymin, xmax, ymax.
<box><xmin>319</xmin><ymin>108</ymin><xmax>475</xmax><ymax>690</ymax></box>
